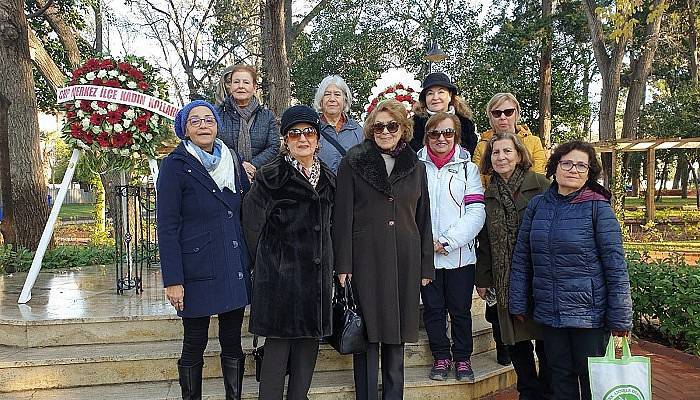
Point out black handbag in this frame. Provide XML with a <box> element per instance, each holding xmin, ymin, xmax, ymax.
<box><xmin>252</xmin><ymin>335</ymin><xmax>290</xmax><ymax>382</ymax></box>
<box><xmin>327</xmin><ymin>277</ymin><xmax>368</xmax><ymax>355</ymax></box>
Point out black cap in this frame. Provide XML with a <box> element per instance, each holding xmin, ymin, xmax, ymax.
<box><xmin>419</xmin><ymin>72</ymin><xmax>458</xmax><ymax>102</ymax></box>
<box><xmin>280</xmin><ymin>105</ymin><xmax>321</xmax><ymax>136</ymax></box>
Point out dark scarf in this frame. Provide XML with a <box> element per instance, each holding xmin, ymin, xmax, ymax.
<box><xmin>489</xmin><ymin>165</ymin><xmax>526</xmax><ymax>307</ymax></box>
<box><xmin>233</xmin><ymin>96</ymin><xmax>259</xmax><ymax>162</ymax></box>
<box><xmin>376</xmin><ymin>139</ymin><xmax>407</xmax><ymax>158</ymax></box>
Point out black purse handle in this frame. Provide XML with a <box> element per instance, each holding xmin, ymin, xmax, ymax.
<box><xmin>343</xmin><ymin>277</ymin><xmax>358</xmax><ymax>311</ymax></box>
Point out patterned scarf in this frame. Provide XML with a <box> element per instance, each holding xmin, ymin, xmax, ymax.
<box><xmin>489</xmin><ymin>165</ymin><xmax>526</xmax><ymax>307</ymax></box>
<box><xmin>376</xmin><ymin>139</ymin><xmax>407</xmax><ymax>158</ymax></box>
<box><xmin>233</xmin><ymin>96</ymin><xmax>259</xmax><ymax>162</ymax></box>
<box><xmin>285</xmin><ymin>155</ymin><xmax>321</xmax><ymax>188</ymax></box>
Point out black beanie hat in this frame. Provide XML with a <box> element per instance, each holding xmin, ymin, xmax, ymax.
<box><xmin>419</xmin><ymin>72</ymin><xmax>458</xmax><ymax>102</ymax></box>
<box><xmin>280</xmin><ymin>105</ymin><xmax>321</xmax><ymax>136</ymax></box>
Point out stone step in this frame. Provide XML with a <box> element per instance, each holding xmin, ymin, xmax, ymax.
<box><xmin>3</xmin><ymin>349</ymin><xmax>515</xmax><ymax>399</ymax></box>
<box><xmin>2</xmin><ymin>295</ymin><xmax>487</xmax><ymax>348</ymax></box>
<box><xmin>0</xmin><ymin>317</ymin><xmax>495</xmax><ymax>392</ymax></box>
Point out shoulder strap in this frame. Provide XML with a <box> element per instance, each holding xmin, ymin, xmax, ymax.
<box><xmin>320</xmin><ymin>129</ymin><xmax>347</xmax><ymax>156</ymax></box>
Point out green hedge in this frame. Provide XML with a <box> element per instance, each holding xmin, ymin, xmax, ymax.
<box><xmin>0</xmin><ymin>244</ymin><xmax>115</xmax><ymax>274</ymax></box>
<box><xmin>627</xmin><ymin>252</ymin><xmax>700</xmax><ymax>355</ymax></box>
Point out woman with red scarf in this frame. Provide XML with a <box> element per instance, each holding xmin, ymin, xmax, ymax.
<box><xmin>416</xmin><ymin>112</ymin><xmax>486</xmax><ymax>382</ymax></box>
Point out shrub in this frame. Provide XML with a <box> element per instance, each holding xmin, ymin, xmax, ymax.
<box><xmin>627</xmin><ymin>252</ymin><xmax>700</xmax><ymax>355</ymax></box>
<box><xmin>0</xmin><ymin>244</ymin><xmax>115</xmax><ymax>273</ymax></box>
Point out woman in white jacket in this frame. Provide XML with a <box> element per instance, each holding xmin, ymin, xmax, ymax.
<box><xmin>417</xmin><ymin>112</ymin><xmax>486</xmax><ymax>382</ymax></box>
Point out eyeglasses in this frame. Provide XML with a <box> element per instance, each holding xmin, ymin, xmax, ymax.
<box><xmin>371</xmin><ymin>121</ymin><xmax>400</xmax><ymax>135</ymax></box>
<box><xmin>287</xmin><ymin>127</ymin><xmax>318</xmax><ymax>139</ymax></box>
<box><xmin>558</xmin><ymin>160</ymin><xmax>589</xmax><ymax>173</ymax></box>
<box><xmin>188</xmin><ymin>117</ymin><xmax>216</xmax><ymax>127</ymax></box>
<box><xmin>427</xmin><ymin>128</ymin><xmax>456</xmax><ymax>140</ymax></box>
<box><xmin>490</xmin><ymin>108</ymin><xmax>516</xmax><ymax>118</ymax></box>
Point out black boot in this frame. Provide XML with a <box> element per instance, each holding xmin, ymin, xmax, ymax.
<box><xmin>178</xmin><ymin>359</ymin><xmax>203</xmax><ymax>400</ymax></box>
<box><xmin>221</xmin><ymin>354</ymin><xmax>245</xmax><ymax>400</ymax></box>
<box><xmin>496</xmin><ymin>344</ymin><xmax>512</xmax><ymax>366</ymax></box>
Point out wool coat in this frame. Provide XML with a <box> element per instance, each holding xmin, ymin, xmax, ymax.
<box><xmin>157</xmin><ymin>142</ymin><xmax>251</xmax><ymax>319</ymax></box>
<box><xmin>242</xmin><ymin>155</ymin><xmax>335</xmax><ymax>339</ymax></box>
<box><xmin>217</xmin><ymin>97</ymin><xmax>280</xmax><ymax>168</ymax></box>
<box><xmin>334</xmin><ymin>140</ymin><xmax>435</xmax><ymax>344</ymax></box>
<box><xmin>509</xmin><ymin>183</ymin><xmax>633</xmax><ymax>331</ymax></box>
<box><xmin>411</xmin><ymin>113</ymin><xmax>478</xmax><ymax>156</ymax></box>
<box><xmin>475</xmin><ymin>170</ymin><xmax>550</xmax><ymax>345</ymax></box>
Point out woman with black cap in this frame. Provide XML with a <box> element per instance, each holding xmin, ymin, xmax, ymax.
<box><xmin>409</xmin><ymin>72</ymin><xmax>478</xmax><ymax>156</ymax></box>
<box><xmin>157</xmin><ymin>100</ymin><xmax>251</xmax><ymax>400</ymax></box>
<box><xmin>242</xmin><ymin>105</ymin><xmax>335</xmax><ymax>400</ymax></box>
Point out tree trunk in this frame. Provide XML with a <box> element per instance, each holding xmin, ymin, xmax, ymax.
<box><xmin>690</xmin><ymin>0</ymin><xmax>699</xmax><ymax>83</ymax></box>
<box><xmin>28</xmin><ymin>29</ymin><xmax>65</xmax><ymax>91</ymax></box>
<box><xmin>0</xmin><ymin>0</ymin><xmax>50</xmax><ymax>250</ymax></box>
<box><xmin>538</xmin><ymin>0</ymin><xmax>553</xmax><ymax>149</ymax></box>
<box><xmin>36</xmin><ymin>0</ymin><xmax>81</xmax><ymax>68</ymax></box>
<box><xmin>0</xmin><ymin>94</ymin><xmax>16</xmax><ymax>245</ymax></box>
<box><xmin>582</xmin><ymin>58</ymin><xmax>593</xmax><ymax>140</ymax></box>
<box><xmin>656</xmin><ymin>158</ymin><xmax>668</xmax><ymax>201</ymax></box>
<box><xmin>261</xmin><ymin>0</ymin><xmax>290</xmax><ymax>116</ymax></box>
<box><xmin>94</xmin><ymin>0</ymin><xmax>103</xmax><ymax>54</ymax></box>
<box><xmin>621</xmin><ymin>2</ymin><xmax>664</xmax><ymax>139</ymax></box>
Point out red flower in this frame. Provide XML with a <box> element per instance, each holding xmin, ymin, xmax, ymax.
<box><xmin>106</xmin><ymin>110</ymin><xmax>122</xmax><ymax>125</ymax></box>
<box><xmin>385</xmin><ymin>87</ymin><xmax>395</xmax><ymax>94</ymax></box>
<box><xmin>106</xmin><ymin>79</ymin><xmax>121</xmax><ymax>88</ymax></box>
<box><xmin>395</xmin><ymin>84</ymin><xmax>404</xmax><ymax>90</ymax></box>
<box><xmin>67</xmin><ymin>111</ymin><xmax>77</xmax><ymax>119</ymax></box>
<box><xmin>97</xmin><ymin>132</ymin><xmax>110</xmax><ymax>148</ymax></box>
<box><xmin>100</xmin><ymin>59</ymin><xmax>114</xmax><ymax>69</ymax></box>
<box><xmin>81</xmin><ymin>133</ymin><xmax>94</xmax><ymax>145</ymax></box>
<box><xmin>97</xmin><ymin>101</ymin><xmax>108</xmax><ymax>109</ymax></box>
<box><xmin>138</xmin><ymin>81</ymin><xmax>149</xmax><ymax>91</ymax></box>
<box><xmin>72</xmin><ymin>68</ymin><xmax>83</xmax><ymax>79</ymax></box>
<box><xmin>85</xmin><ymin>59</ymin><xmax>100</xmax><ymax>70</ymax></box>
<box><xmin>128</xmin><ymin>68</ymin><xmax>144</xmax><ymax>81</ymax></box>
<box><xmin>117</xmin><ymin>62</ymin><xmax>132</xmax><ymax>72</ymax></box>
<box><xmin>80</xmin><ymin>101</ymin><xmax>92</xmax><ymax>112</ymax></box>
<box><xmin>90</xmin><ymin>113</ymin><xmax>106</xmax><ymax>125</ymax></box>
<box><xmin>91</xmin><ymin>78</ymin><xmax>104</xmax><ymax>85</ymax></box>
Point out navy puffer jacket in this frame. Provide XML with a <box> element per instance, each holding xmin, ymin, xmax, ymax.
<box><xmin>509</xmin><ymin>183</ymin><xmax>632</xmax><ymax>331</ymax></box>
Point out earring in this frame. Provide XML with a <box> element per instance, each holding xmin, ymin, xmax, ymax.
<box><xmin>315</xmin><ymin>142</ymin><xmax>321</xmax><ymax>154</ymax></box>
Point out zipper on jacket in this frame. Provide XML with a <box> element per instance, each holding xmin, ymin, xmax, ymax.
<box><xmin>548</xmin><ymin>203</ymin><xmax>560</xmax><ymax>327</ymax></box>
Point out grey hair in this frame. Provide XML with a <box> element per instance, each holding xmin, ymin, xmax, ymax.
<box><xmin>313</xmin><ymin>75</ymin><xmax>353</xmax><ymax>114</ymax></box>
<box><xmin>215</xmin><ymin>65</ymin><xmax>236</xmax><ymax>106</ymax></box>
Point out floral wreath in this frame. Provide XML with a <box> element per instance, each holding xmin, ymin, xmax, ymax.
<box><xmin>362</xmin><ymin>68</ymin><xmax>422</xmax><ymax>121</ymax></box>
<box><xmin>61</xmin><ymin>56</ymin><xmax>172</xmax><ymax>170</ymax></box>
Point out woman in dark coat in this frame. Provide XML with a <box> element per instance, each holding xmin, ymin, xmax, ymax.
<box><xmin>242</xmin><ymin>105</ymin><xmax>335</xmax><ymax>400</ymax></box>
<box><xmin>216</xmin><ymin>64</ymin><xmax>280</xmax><ymax>181</ymax></box>
<box><xmin>509</xmin><ymin>140</ymin><xmax>632</xmax><ymax>400</ymax></box>
<box><xmin>334</xmin><ymin>99</ymin><xmax>434</xmax><ymax>400</ymax></box>
<box><xmin>157</xmin><ymin>100</ymin><xmax>251</xmax><ymax>400</ymax></box>
<box><xmin>409</xmin><ymin>72</ymin><xmax>478</xmax><ymax>156</ymax></box>
<box><xmin>475</xmin><ymin>132</ymin><xmax>552</xmax><ymax>400</ymax></box>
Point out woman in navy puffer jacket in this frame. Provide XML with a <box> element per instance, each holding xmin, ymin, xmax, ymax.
<box><xmin>509</xmin><ymin>140</ymin><xmax>632</xmax><ymax>400</ymax></box>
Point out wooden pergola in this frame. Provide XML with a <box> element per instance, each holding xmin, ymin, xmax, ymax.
<box><xmin>591</xmin><ymin>137</ymin><xmax>700</xmax><ymax>221</ymax></box>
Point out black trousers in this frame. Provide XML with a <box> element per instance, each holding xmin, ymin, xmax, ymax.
<box><xmin>180</xmin><ymin>307</ymin><xmax>245</xmax><ymax>366</ymax></box>
<box><xmin>541</xmin><ymin>326</ymin><xmax>609</xmax><ymax>400</ymax></box>
<box><xmin>420</xmin><ymin>266</ymin><xmax>475</xmax><ymax>362</ymax></box>
<box><xmin>258</xmin><ymin>337</ymin><xmax>319</xmax><ymax>400</ymax></box>
<box><xmin>510</xmin><ymin>339</ymin><xmax>552</xmax><ymax>400</ymax></box>
<box><xmin>353</xmin><ymin>343</ymin><xmax>404</xmax><ymax>400</ymax></box>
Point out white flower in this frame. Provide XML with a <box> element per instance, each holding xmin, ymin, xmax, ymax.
<box><xmin>113</xmin><ymin>124</ymin><xmax>123</xmax><ymax>133</ymax></box>
<box><xmin>75</xmin><ymin>100</ymin><xmax>82</xmax><ymax>108</ymax></box>
<box><xmin>401</xmin><ymin>101</ymin><xmax>410</xmax><ymax>108</ymax></box>
<box><xmin>144</xmin><ymin>133</ymin><xmax>153</xmax><ymax>141</ymax></box>
<box><xmin>77</xmin><ymin>141</ymin><xmax>90</xmax><ymax>150</ymax></box>
<box><xmin>151</xmin><ymin>115</ymin><xmax>159</xmax><ymax>123</ymax></box>
<box><xmin>107</xmin><ymin>103</ymin><xmax>118</xmax><ymax>111</ymax></box>
<box><xmin>395</xmin><ymin>89</ymin><xmax>408</xmax><ymax>96</ymax></box>
<box><xmin>120</xmin><ymin>149</ymin><xmax>131</xmax><ymax>156</ymax></box>
<box><xmin>97</xmin><ymin>108</ymin><xmax>107</xmax><ymax>115</ymax></box>
<box><xmin>92</xmin><ymin>126</ymin><xmax>101</xmax><ymax>134</ymax></box>
<box><xmin>79</xmin><ymin>78</ymin><xmax>88</xmax><ymax>84</ymax></box>
<box><xmin>411</xmin><ymin>93</ymin><xmax>420</xmax><ymax>101</ymax></box>
<box><xmin>132</xmin><ymin>152</ymin><xmax>140</xmax><ymax>159</ymax></box>
<box><xmin>131</xmin><ymin>144</ymin><xmax>141</xmax><ymax>151</ymax></box>
<box><xmin>118</xmin><ymin>75</ymin><xmax>126</xmax><ymax>82</ymax></box>
<box><xmin>77</xmin><ymin>110</ymin><xmax>85</xmax><ymax>118</ymax></box>
<box><xmin>124</xmin><ymin>109</ymin><xmax>136</xmax><ymax>119</ymax></box>
<box><xmin>103</xmin><ymin>124</ymin><xmax>113</xmax><ymax>133</ymax></box>
<box><xmin>384</xmin><ymin>92</ymin><xmax>396</xmax><ymax>99</ymax></box>
<box><xmin>81</xmin><ymin>118</ymin><xmax>90</xmax><ymax>129</ymax></box>
<box><xmin>97</xmin><ymin>69</ymin><xmax>107</xmax><ymax>79</ymax></box>
<box><xmin>138</xmin><ymin>67</ymin><xmax>145</xmax><ymax>72</ymax></box>
<box><xmin>108</xmin><ymin>70</ymin><xmax>119</xmax><ymax>77</ymax></box>
<box><xmin>123</xmin><ymin>119</ymin><xmax>132</xmax><ymax>128</ymax></box>
<box><xmin>90</xmin><ymin>101</ymin><xmax>99</xmax><ymax>110</ymax></box>
<box><xmin>126</xmin><ymin>81</ymin><xmax>137</xmax><ymax>89</ymax></box>
<box><xmin>86</xmin><ymin>72</ymin><xmax>96</xmax><ymax>80</ymax></box>
<box><xmin>112</xmin><ymin>148</ymin><xmax>119</xmax><ymax>154</ymax></box>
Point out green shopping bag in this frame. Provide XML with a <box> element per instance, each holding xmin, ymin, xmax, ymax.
<box><xmin>588</xmin><ymin>336</ymin><xmax>652</xmax><ymax>400</ymax></box>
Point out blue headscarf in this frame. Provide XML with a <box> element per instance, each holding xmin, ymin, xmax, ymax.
<box><xmin>174</xmin><ymin>100</ymin><xmax>223</xmax><ymax>140</ymax></box>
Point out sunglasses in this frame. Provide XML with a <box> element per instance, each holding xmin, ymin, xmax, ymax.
<box><xmin>286</xmin><ymin>127</ymin><xmax>318</xmax><ymax>139</ymax></box>
<box><xmin>371</xmin><ymin>121</ymin><xmax>400</xmax><ymax>135</ymax></box>
<box><xmin>427</xmin><ymin>128</ymin><xmax>456</xmax><ymax>140</ymax></box>
<box><xmin>490</xmin><ymin>108</ymin><xmax>516</xmax><ymax>118</ymax></box>
<box><xmin>188</xmin><ymin>116</ymin><xmax>216</xmax><ymax>127</ymax></box>
<box><xmin>558</xmin><ymin>160</ymin><xmax>589</xmax><ymax>173</ymax></box>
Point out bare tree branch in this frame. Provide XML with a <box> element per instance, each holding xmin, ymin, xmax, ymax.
<box><xmin>290</xmin><ymin>0</ymin><xmax>330</xmax><ymax>40</ymax></box>
<box><xmin>26</xmin><ymin>0</ymin><xmax>55</xmax><ymax>19</ymax></box>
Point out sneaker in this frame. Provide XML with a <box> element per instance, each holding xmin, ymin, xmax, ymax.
<box><xmin>429</xmin><ymin>359</ymin><xmax>451</xmax><ymax>381</ymax></box>
<box><xmin>455</xmin><ymin>360</ymin><xmax>475</xmax><ymax>382</ymax></box>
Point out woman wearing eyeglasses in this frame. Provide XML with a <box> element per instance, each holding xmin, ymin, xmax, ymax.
<box><xmin>242</xmin><ymin>105</ymin><xmax>335</xmax><ymax>400</ymax></box>
<box><xmin>216</xmin><ymin>64</ymin><xmax>280</xmax><ymax>182</ymax></box>
<box><xmin>472</xmin><ymin>93</ymin><xmax>546</xmax><ymax>186</ymax></box>
<box><xmin>509</xmin><ymin>140</ymin><xmax>632</xmax><ymax>400</ymax></box>
<box><xmin>409</xmin><ymin>72</ymin><xmax>478</xmax><ymax>156</ymax></box>
<box><xmin>475</xmin><ymin>132</ymin><xmax>551</xmax><ymax>400</ymax></box>
<box><xmin>416</xmin><ymin>112</ymin><xmax>485</xmax><ymax>382</ymax></box>
<box><xmin>157</xmin><ymin>100</ymin><xmax>251</xmax><ymax>400</ymax></box>
<box><xmin>334</xmin><ymin>99</ymin><xmax>434</xmax><ymax>399</ymax></box>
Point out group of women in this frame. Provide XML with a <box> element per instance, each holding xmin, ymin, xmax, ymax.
<box><xmin>157</xmin><ymin>66</ymin><xmax>633</xmax><ymax>400</ymax></box>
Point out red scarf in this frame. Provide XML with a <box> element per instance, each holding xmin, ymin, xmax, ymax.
<box><xmin>427</xmin><ymin>145</ymin><xmax>456</xmax><ymax>169</ymax></box>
